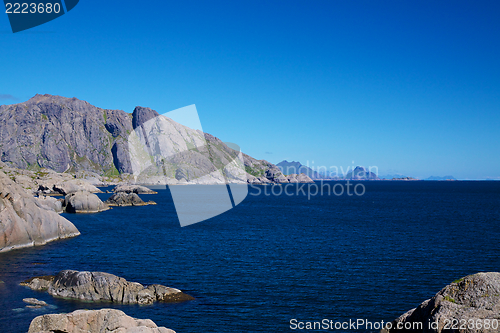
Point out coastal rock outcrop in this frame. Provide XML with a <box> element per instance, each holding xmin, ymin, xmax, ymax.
<box><xmin>381</xmin><ymin>272</ymin><xmax>500</xmax><ymax>333</ymax></box>
<box><xmin>64</xmin><ymin>191</ymin><xmax>109</xmax><ymax>213</ymax></box>
<box><xmin>0</xmin><ymin>161</ymin><xmax>104</xmax><ymax>195</ymax></box>
<box><xmin>105</xmin><ymin>192</ymin><xmax>156</xmax><ymax>206</ymax></box>
<box><xmin>0</xmin><ymin>170</ymin><xmax>80</xmax><ymax>253</ymax></box>
<box><xmin>52</xmin><ymin>180</ymin><xmax>102</xmax><ymax>195</ymax></box>
<box><xmin>28</xmin><ymin>308</ymin><xmax>175</xmax><ymax>333</ymax></box>
<box><xmin>113</xmin><ymin>184</ymin><xmax>157</xmax><ymax>194</ymax></box>
<box><xmin>246</xmin><ymin>175</ymin><xmax>272</xmax><ymax>184</ymax></box>
<box><xmin>287</xmin><ymin>173</ymin><xmax>315</xmax><ymax>183</ymax></box>
<box><xmin>21</xmin><ymin>270</ymin><xmax>194</xmax><ymax>305</ymax></box>
<box><xmin>36</xmin><ymin>196</ymin><xmax>64</xmax><ymax>213</ymax></box>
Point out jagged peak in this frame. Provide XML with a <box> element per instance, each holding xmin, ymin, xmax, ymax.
<box><xmin>132</xmin><ymin>106</ymin><xmax>160</xmax><ymax>129</ymax></box>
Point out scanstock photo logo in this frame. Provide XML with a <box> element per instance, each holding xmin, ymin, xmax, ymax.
<box><xmin>3</xmin><ymin>0</ymin><xmax>78</xmax><ymax>32</ymax></box>
<box><xmin>127</xmin><ymin>105</ymin><xmax>249</xmax><ymax>227</ymax></box>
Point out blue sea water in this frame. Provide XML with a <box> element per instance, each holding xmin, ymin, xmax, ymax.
<box><xmin>0</xmin><ymin>181</ymin><xmax>499</xmax><ymax>332</ymax></box>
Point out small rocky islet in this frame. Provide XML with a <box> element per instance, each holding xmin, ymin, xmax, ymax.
<box><xmin>20</xmin><ymin>270</ymin><xmax>194</xmax><ymax>305</ymax></box>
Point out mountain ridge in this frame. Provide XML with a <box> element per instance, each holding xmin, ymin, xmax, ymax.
<box><xmin>0</xmin><ymin>94</ymin><xmax>311</xmax><ymax>184</ymax></box>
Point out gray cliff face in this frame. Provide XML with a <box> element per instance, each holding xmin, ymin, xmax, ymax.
<box><xmin>382</xmin><ymin>272</ymin><xmax>500</xmax><ymax>333</ymax></box>
<box><xmin>28</xmin><ymin>308</ymin><xmax>175</xmax><ymax>333</ymax></box>
<box><xmin>0</xmin><ymin>169</ymin><xmax>80</xmax><ymax>252</ymax></box>
<box><xmin>21</xmin><ymin>270</ymin><xmax>194</xmax><ymax>305</ymax></box>
<box><xmin>0</xmin><ymin>94</ymin><xmax>131</xmax><ymax>174</ymax></box>
<box><xmin>0</xmin><ymin>94</ymin><xmax>312</xmax><ymax>183</ymax></box>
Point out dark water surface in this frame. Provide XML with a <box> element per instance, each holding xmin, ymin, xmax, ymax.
<box><xmin>1</xmin><ymin>181</ymin><xmax>499</xmax><ymax>332</ymax></box>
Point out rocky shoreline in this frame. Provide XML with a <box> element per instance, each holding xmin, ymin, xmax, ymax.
<box><xmin>0</xmin><ymin>166</ymin><xmax>80</xmax><ymax>253</ymax></box>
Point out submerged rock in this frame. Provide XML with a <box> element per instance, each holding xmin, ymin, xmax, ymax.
<box><xmin>381</xmin><ymin>272</ymin><xmax>500</xmax><ymax>333</ymax></box>
<box><xmin>23</xmin><ymin>298</ymin><xmax>48</xmax><ymax>307</ymax></box>
<box><xmin>21</xmin><ymin>270</ymin><xmax>194</xmax><ymax>305</ymax></box>
<box><xmin>105</xmin><ymin>192</ymin><xmax>156</xmax><ymax>206</ymax></box>
<box><xmin>113</xmin><ymin>184</ymin><xmax>158</xmax><ymax>194</ymax></box>
<box><xmin>64</xmin><ymin>191</ymin><xmax>109</xmax><ymax>213</ymax></box>
<box><xmin>28</xmin><ymin>308</ymin><xmax>175</xmax><ymax>333</ymax></box>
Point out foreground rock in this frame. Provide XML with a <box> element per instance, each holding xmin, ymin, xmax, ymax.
<box><xmin>28</xmin><ymin>308</ymin><xmax>175</xmax><ymax>333</ymax></box>
<box><xmin>64</xmin><ymin>191</ymin><xmax>109</xmax><ymax>213</ymax></box>
<box><xmin>105</xmin><ymin>192</ymin><xmax>156</xmax><ymax>206</ymax></box>
<box><xmin>113</xmin><ymin>184</ymin><xmax>158</xmax><ymax>194</ymax></box>
<box><xmin>381</xmin><ymin>272</ymin><xmax>500</xmax><ymax>333</ymax></box>
<box><xmin>0</xmin><ymin>169</ymin><xmax>80</xmax><ymax>253</ymax></box>
<box><xmin>21</xmin><ymin>270</ymin><xmax>194</xmax><ymax>305</ymax></box>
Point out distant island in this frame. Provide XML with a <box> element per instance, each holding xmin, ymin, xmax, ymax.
<box><xmin>277</xmin><ymin>161</ymin><xmax>380</xmax><ymax>180</ymax></box>
<box><xmin>276</xmin><ymin>161</ymin><xmax>466</xmax><ymax>181</ymax></box>
<box><xmin>425</xmin><ymin>175</ymin><xmax>457</xmax><ymax>180</ymax></box>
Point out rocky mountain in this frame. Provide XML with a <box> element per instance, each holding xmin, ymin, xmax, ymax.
<box><xmin>343</xmin><ymin>166</ymin><xmax>380</xmax><ymax>180</ymax></box>
<box><xmin>0</xmin><ymin>94</ymin><xmax>311</xmax><ymax>184</ymax></box>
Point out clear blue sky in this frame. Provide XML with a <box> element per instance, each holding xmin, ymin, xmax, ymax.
<box><xmin>1</xmin><ymin>0</ymin><xmax>499</xmax><ymax>179</ymax></box>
